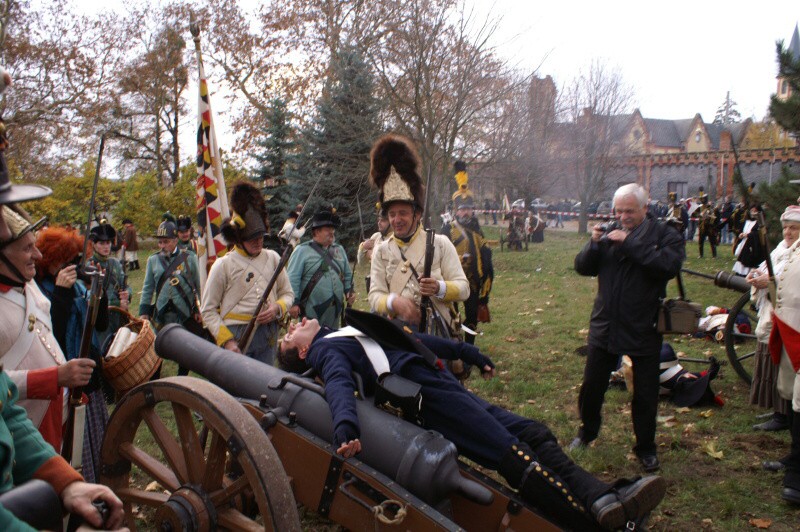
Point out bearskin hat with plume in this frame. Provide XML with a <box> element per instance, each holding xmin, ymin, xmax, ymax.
<box><xmin>369</xmin><ymin>134</ymin><xmax>424</xmax><ymax>212</ymax></box>
<box><xmin>221</xmin><ymin>182</ymin><xmax>269</xmax><ymax>245</ymax></box>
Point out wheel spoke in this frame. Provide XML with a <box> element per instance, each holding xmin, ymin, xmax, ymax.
<box><xmin>119</xmin><ymin>442</ymin><xmax>180</xmax><ymax>491</ymax></box>
<box><xmin>209</xmin><ymin>475</ymin><xmax>249</xmax><ymax>506</ymax></box>
<box><xmin>116</xmin><ymin>487</ymin><xmax>170</xmax><ymax>506</ymax></box>
<box><xmin>217</xmin><ymin>508</ymin><xmax>263</xmax><ymax>531</ymax></box>
<box><xmin>172</xmin><ymin>403</ymin><xmax>206</xmax><ymax>484</ymax></box>
<box><xmin>201</xmin><ymin>431</ymin><xmax>227</xmax><ymax>491</ymax></box>
<box><xmin>141</xmin><ymin>406</ymin><xmax>188</xmax><ymax>483</ymax></box>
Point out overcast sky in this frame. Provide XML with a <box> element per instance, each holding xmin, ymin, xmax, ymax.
<box><xmin>73</xmin><ymin>0</ymin><xmax>799</xmax><ymax>156</ymax></box>
<box><xmin>473</xmin><ymin>0</ymin><xmax>798</xmax><ymax>121</ymax></box>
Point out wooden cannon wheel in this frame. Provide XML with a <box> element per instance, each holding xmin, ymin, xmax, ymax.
<box><xmin>99</xmin><ymin>377</ymin><xmax>301</xmax><ymax>531</ymax></box>
<box><xmin>724</xmin><ymin>291</ymin><xmax>759</xmax><ymax>385</ymax></box>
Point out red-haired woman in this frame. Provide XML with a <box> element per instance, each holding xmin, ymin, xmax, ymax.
<box><xmin>35</xmin><ymin>226</ymin><xmax>109</xmax><ymax>483</ymax></box>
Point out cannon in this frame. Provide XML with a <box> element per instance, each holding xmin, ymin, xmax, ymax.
<box><xmin>99</xmin><ymin>325</ymin><xmax>563</xmax><ymax>531</ymax></box>
<box><xmin>681</xmin><ymin>269</ymin><xmax>757</xmax><ymax>384</ymax></box>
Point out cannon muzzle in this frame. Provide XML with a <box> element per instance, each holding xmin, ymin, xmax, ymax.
<box><xmin>681</xmin><ymin>269</ymin><xmax>751</xmax><ymax>294</ymax></box>
<box><xmin>154</xmin><ymin>324</ymin><xmax>493</xmax><ymax>507</ymax></box>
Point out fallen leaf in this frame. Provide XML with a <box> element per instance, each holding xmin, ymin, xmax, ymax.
<box><xmin>703</xmin><ymin>349</ymin><xmax>713</xmax><ymax>357</ymax></box>
<box><xmin>517</xmin><ymin>311</ymin><xmax>531</xmax><ymax>316</ymax></box>
<box><xmin>526</xmin><ymin>399</ymin><xmax>536</xmax><ymax>404</ymax></box>
<box><xmin>145</xmin><ymin>481</ymin><xmax>161</xmax><ymax>492</ymax></box>
<box><xmin>657</xmin><ymin>415</ymin><xmax>678</xmax><ymax>427</ymax></box>
<box><xmin>676</xmin><ymin>351</ymin><xmax>686</xmax><ymax>358</ymax></box>
<box><xmin>532</xmin><ymin>320</ymin><xmax>542</xmax><ymax>325</ymax></box>
<box><xmin>749</xmin><ymin>517</ymin><xmax>772</xmax><ymax>529</ymax></box>
<box><xmin>699</xmin><ymin>409</ymin><xmax>714</xmax><ymax>418</ymax></box>
<box><xmin>683</xmin><ymin>423</ymin><xmax>696</xmax><ymax>435</ymax></box>
<box><xmin>578</xmin><ymin>328</ymin><xmax>589</xmax><ymax>335</ymax></box>
<box><xmin>535</xmin><ymin>308</ymin><xmax>544</xmax><ymax>312</ymax></box>
<box><xmin>702</xmin><ymin>441</ymin><xmax>724</xmax><ymax>460</ymax></box>
<box><xmin>549</xmin><ymin>350</ymin><xmax>560</xmax><ymax>355</ymax></box>
<box><xmin>504</xmin><ymin>336</ymin><xmax>517</xmax><ymax>343</ymax></box>
<box><xmin>675</xmin><ymin>407</ymin><xmax>691</xmax><ymax>414</ymax></box>
<box><xmin>702</xmin><ymin>518</ymin><xmax>713</xmax><ymax>527</ymax></box>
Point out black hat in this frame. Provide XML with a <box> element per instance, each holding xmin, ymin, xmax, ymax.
<box><xmin>452</xmin><ymin>160</ymin><xmax>475</xmax><ymax>210</ymax></box>
<box><xmin>310</xmin><ymin>206</ymin><xmax>341</xmax><ymax>229</ymax></box>
<box><xmin>370</xmin><ymin>135</ymin><xmax>424</xmax><ymax>213</ymax></box>
<box><xmin>659</xmin><ymin>344</ymin><xmax>721</xmax><ymax>407</ymax></box>
<box><xmin>154</xmin><ymin>220</ymin><xmax>178</xmax><ymax>239</ymax></box>
<box><xmin>176</xmin><ymin>215</ymin><xmax>192</xmax><ymax>232</ymax></box>
<box><xmin>89</xmin><ymin>220</ymin><xmax>116</xmax><ymax>242</ymax></box>
<box><xmin>220</xmin><ymin>182</ymin><xmax>268</xmax><ymax>245</ymax></box>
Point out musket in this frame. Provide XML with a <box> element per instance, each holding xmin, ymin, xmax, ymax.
<box><xmin>236</xmin><ymin>176</ymin><xmax>322</xmax><ymax>352</ymax></box>
<box><xmin>756</xmin><ymin>209</ymin><xmax>777</xmax><ymax>303</ymax></box>
<box><xmin>62</xmin><ymin>134</ymin><xmax>107</xmax><ymax>468</ymax></box>
<box><xmin>419</xmin><ymin>165</ymin><xmax>435</xmax><ymax>333</ymax></box>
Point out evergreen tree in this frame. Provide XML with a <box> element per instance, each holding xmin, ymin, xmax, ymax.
<box><xmin>297</xmin><ymin>45</ymin><xmax>383</xmax><ymax>259</ymax></box>
<box><xmin>760</xmin><ymin>36</ymin><xmax>800</xmax><ymax>241</ymax></box>
<box><xmin>713</xmin><ymin>91</ymin><xmax>741</xmax><ymax>125</ymax></box>
<box><xmin>252</xmin><ymin>98</ymin><xmax>300</xmax><ymax>232</ymax></box>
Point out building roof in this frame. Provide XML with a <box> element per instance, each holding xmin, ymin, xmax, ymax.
<box><xmin>789</xmin><ymin>24</ymin><xmax>800</xmax><ymax>60</ymax></box>
<box><xmin>643</xmin><ymin>118</ymin><xmax>682</xmax><ymax>148</ymax></box>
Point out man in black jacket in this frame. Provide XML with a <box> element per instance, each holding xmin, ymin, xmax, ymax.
<box><xmin>570</xmin><ymin>184</ymin><xmax>685</xmax><ymax>473</ymax></box>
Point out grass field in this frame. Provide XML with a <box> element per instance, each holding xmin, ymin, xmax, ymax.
<box><xmin>121</xmin><ymin>230</ymin><xmax>799</xmax><ymax>531</ymax></box>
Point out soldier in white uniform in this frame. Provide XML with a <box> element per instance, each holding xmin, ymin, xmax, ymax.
<box><xmin>367</xmin><ymin>135</ymin><xmax>468</xmax><ymax>335</ymax></box>
<box><xmin>201</xmin><ymin>182</ymin><xmax>294</xmax><ymax>365</ymax></box>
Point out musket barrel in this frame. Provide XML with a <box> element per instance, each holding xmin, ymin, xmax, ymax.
<box><xmin>155</xmin><ymin>325</ymin><xmax>493</xmax><ymax>507</ymax></box>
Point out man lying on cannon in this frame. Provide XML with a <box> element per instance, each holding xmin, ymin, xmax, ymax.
<box><xmin>278</xmin><ymin>309</ymin><xmax>666</xmax><ymax>531</ymax></box>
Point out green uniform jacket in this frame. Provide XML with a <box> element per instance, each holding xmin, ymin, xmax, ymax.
<box><xmin>139</xmin><ymin>248</ymin><xmax>201</xmax><ymax>325</ymax></box>
<box><xmin>0</xmin><ymin>371</ymin><xmax>64</xmax><ymax>531</ymax></box>
<box><xmin>90</xmin><ymin>253</ymin><xmax>131</xmax><ymax>348</ymax></box>
<box><xmin>287</xmin><ymin>241</ymin><xmax>352</xmax><ymax>329</ymax></box>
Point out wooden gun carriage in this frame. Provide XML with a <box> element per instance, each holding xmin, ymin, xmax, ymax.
<box><xmin>680</xmin><ymin>269</ymin><xmax>757</xmax><ymax>384</ymax></box>
<box><xmin>98</xmin><ymin>325</ymin><xmax>564</xmax><ymax>531</ymax></box>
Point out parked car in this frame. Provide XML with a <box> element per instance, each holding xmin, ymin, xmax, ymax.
<box><xmin>595</xmin><ymin>201</ymin><xmax>613</xmax><ymax>217</ymax></box>
<box><xmin>529</xmin><ymin>198</ymin><xmax>549</xmax><ymax>210</ymax></box>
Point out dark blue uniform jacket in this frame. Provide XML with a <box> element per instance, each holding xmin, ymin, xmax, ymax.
<box><xmin>306</xmin><ymin>330</ymin><xmax>507</xmax><ymax>461</ymax></box>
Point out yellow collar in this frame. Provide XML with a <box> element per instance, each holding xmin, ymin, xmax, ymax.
<box><xmin>392</xmin><ymin>224</ymin><xmax>422</xmax><ymax>246</ymax></box>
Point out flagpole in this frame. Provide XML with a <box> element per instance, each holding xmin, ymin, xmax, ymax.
<box><xmin>191</xmin><ymin>20</ymin><xmax>230</xmax><ymax>291</ymax></box>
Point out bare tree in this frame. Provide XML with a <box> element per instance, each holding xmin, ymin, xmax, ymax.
<box><xmin>1</xmin><ymin>0</ymin><xmax>126</xmax><ymax>182</ymax></box>
<box><xmin>559</xmin><ymin>61</ymin><xmax>635</xmax><ymax>232</ymax></box>
<box><xmin>113</xmin><ymin>4</ymin><xmax>190</xmax><ymax>187</ymax></box>
<box><xmin>200</xmin><ymin>0</ymin><xmax>401</xmax><ymax>153</ymax></box>
<box><xmin>367</xmin><ymin>0</ymin><xmax>518</xmax><ymax>212</ymax></box>
<box><xmin>477</xmin><ymin>74</ymin><xmax>560</xmax><ymax>201</ymax></box>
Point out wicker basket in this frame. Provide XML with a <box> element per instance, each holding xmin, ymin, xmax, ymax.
<box><xmin>102</xmin><ymin>309</ymin><xmax>161</xmax><ymax>394</ymax></box>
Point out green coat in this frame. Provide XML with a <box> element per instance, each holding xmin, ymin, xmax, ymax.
<box><xmin>0</xmin><ymin>371</ymin><xmax>59</xmax><ymax>531</ymax></box>
<box><xmin>139</xmin><ymin>248</ymin><xmax>201</xmax><ymax>326</ymax></box>
<box><xmin>90</xmin><ymin>253</ymin><xmax>131</xmax><ymax>348</ymax></box>
<box><xmin>287</xmin><ymin>241</ymin><xmax>352</xmax><ymax>329</ymax></box>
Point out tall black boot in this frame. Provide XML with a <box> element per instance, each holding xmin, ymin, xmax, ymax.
<box><xmin>498</xmin><ymin>443</ymin><xmax>600</xmax><ymax>530</ymax></box>
<box><xmin>783</xmin><ymin>409</ymin><xmax>800</xmax><ymax>504</ymax></box>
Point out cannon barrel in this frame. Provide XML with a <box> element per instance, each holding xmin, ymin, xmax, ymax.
<box><xmin>681</xmin><ymin>269</ymin><xmax>751</xmax><ymax>294</ymax></box>
<box><xmin>155</xmin><ymin>324</ymin><xmax>493</xmax><ymax>507</ymax></box>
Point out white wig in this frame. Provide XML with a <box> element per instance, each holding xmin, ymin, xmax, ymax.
<box><xmin>613</xmin><ymin>183</ymin><xmax>648</xmax><ymax>208</ymax></box>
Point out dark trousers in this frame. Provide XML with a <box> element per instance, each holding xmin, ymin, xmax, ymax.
<box><xmin>698</xmin><ymin>230</ymin><xmax>717</xmax><ymax>257</ymax></box>
<box><xmin>462</xmin><ymin>289</ymin><xmax>479</xmax><ymax>345</ymax></box>
<box><xmin>786</xmin><ymin>409</ymin><xmax>800</xmax><ymax>489</ymax></box>
<box><xmin>403</xmin><ymin>361</ymin><xmax>609</xmax><ymax>509</ymax></box>
<box><xmin>577</xmin><ymin>344</ymin><xmax>660</xmax><ymax>456</ymax></box>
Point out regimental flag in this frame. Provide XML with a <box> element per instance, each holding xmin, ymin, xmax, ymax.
<box><xmin>502</xmin><ymin>191</ymin><xmax>511</xmax><ymax>213</ymax></box>
<box><xmin>195</xmin><ymin>40</ymin><xmax>230</xmax><ymax>291</ymax></box>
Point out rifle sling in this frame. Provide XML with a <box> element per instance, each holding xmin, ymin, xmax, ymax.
<box><xmin>309</xmin><ymin>242</ymin><xmax>344</xmax><ymax>280</ymax></box>
<box><xmin>153</xmin><ymin>251</ymin><xmax>197</xmax><ymax>315</ymax></box>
